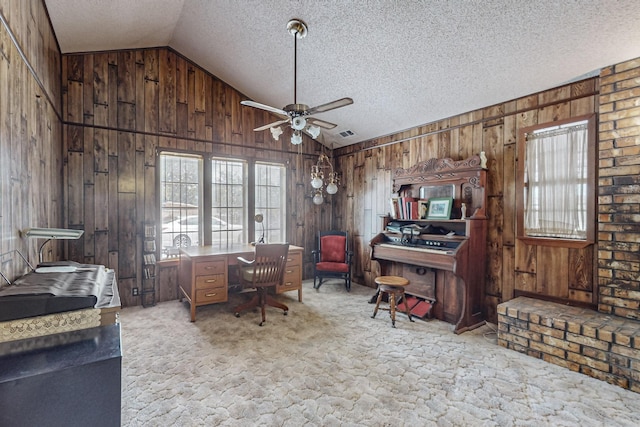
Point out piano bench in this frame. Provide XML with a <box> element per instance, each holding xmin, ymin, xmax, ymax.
<box><xmin>371</xmin><ymin>276</ymin><xmax>415</xmax><ymax>328</ymax></box>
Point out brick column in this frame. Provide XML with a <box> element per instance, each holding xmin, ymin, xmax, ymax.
<box><xmin>598</xmin><ymin>57</ymin><xmax>640</xmax><ymax>320</ymax></box>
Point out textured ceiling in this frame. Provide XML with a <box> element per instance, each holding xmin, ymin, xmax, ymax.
<box><xmin>44</xmin><ymin>0</ymin><xmax>640</xmax><ymax>148</ymax></box>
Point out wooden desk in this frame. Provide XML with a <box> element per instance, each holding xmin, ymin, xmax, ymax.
<box><xmin>178</xmin><ymin>244</ymin><xmax>304</xmax><ymax>321</ymax></box>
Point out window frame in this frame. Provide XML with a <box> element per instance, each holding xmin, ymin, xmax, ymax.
<box><xmin>209</xmin><ymin>156</ymin><xmax>248</xmax><ymax>249</ymax></box>
<box><xmin>158</xmin><ymin>152</ymin><xmax>204</xmax><ymax>256</ymax></box>
<box><xmin>254</xmin><ymin>161</ymin><xmax>287</xmax><ymax>244</ymax></box>
<box><xmin>157</xmin><ymin>149</ymin><xmax>288</xmax><ymax>258</ymax></box>
<box><xmin>516</xmin><ymin>113</ymin><xmax>596</xmax><ymax>248</ymax></box>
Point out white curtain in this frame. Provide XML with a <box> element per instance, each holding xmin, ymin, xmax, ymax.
<box><xmin>525</xmin><ymin>123</ymin><xmax>588</xmax><ymax>239</ymax></box>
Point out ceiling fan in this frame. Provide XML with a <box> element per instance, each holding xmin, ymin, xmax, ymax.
<box><xmin>240</xmin><ymin>19</ymin><xmax>353</xmax><ymax>144</ymax></box>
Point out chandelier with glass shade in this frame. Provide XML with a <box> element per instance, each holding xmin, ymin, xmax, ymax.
<box><xmin>310</xmin><ymin>153</ymin><xmax>339</xmax><ymax>205</ymax></box>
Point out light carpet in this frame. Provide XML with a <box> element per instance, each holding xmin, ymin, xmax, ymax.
<box><xmin>120</xmin><ymin>280</ymin><xmax>640</xmax><ymax>426</ymax></box>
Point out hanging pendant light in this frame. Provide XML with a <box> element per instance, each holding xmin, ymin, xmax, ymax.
<box><xmin>310</xmin><ymin>153</ymin><xmax>339</xmax><ymax>204</ymax></box>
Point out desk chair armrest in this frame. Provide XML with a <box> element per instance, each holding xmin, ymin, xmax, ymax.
<box><xmin>237</xmin><ymin>256</ymin><xmax>254</xmax><ymax>267</ymax></box>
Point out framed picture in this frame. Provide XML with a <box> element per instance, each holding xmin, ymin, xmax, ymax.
<box><xmin>426</xmin><ymin>197</ymin><xmax>453</xmax><ymax>219</ymax></box>
<box><xmin>418</xmin><ymin>200</ymin><xmax>429</xmax><ymax>219</ymax></box>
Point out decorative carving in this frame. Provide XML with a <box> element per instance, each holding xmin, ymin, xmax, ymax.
<box><xmin>393</xmin><ymin>154</ymin><xmax>482</xmax><ymax>179</ymax></box>
<box><xmin>391</xmin><ymin>154</ymin><xmax>487</xmax><ymax>198</ymax></box>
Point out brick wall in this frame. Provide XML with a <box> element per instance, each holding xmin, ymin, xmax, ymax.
<box><xmin>498</xmin><ymin>56</ymin><xmax>640</xmax><ymax>393</ymax></box>
<box><xmin>598</xmin><ymin>57</ymin><xmax>640</xmax><ymax>320</ymax></box>
<box><xmin>498</xmin><ymin>297</ymin><xmax>640</xmax><ymax>392</ymax></box>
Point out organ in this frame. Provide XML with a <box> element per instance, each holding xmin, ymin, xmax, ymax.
<box><xmin>370</xmin><ymin>154</ymin><xmax>488</xmax><ymax>334</ymax></box>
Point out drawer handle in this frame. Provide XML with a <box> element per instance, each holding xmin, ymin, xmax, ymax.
<box><xmin>205</xmin><ymin>266</ymin><xmax>216</xmax><ymax>270</ymax></box>
<box><xmin>286</xmin><ymin>269</ymin><xmax>293</xmax><ymax>273</ymax></box>
<box><xmin>205</xmin><ymin>279</ymin><xmax>217</xmax><ymax>283</ymax></box>
<box><xmin>287</xmin><ymin>258</ymin><xmax>293</xmax><ymax>262</ymax></box>
<box><xmin>285</xmin><ymin>282</ymin><xmax>293</xmax><ymax>286</ymax></box>
<box><xmin>205</xmin><ymin>292</ymin><xmax>217</xmax><ymax>297</ymax></box>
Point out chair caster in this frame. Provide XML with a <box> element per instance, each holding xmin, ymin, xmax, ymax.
<box><xmin>234</xmin><ymin>312</ymin><xmax>240</xmax><ymax>318</ymax></box>
<box><xmin>284</xmin><ymin>311</ymin><xmax>288</xmax><ymax>316</ymax></box>
<box><xmin>259</xmin><ymin>321</ymin><xmax>264</xmax><ymax>326</ymax></box>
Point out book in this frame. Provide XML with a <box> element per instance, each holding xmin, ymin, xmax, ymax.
<box><xmin>409</xmin><ymin>201</ymin><xmax>419</xmax><ymax>219</ymax></box>
<box><xmin>389</xmin><ymin>198</ymin><xmax>400</xmax><ymax>219</ymax></box>
<box><xmin>401</xmin><ymin>197</ymin><xmax>416</xmax><ymax>219</ymax></box>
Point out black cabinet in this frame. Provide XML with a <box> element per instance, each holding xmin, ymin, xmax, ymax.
<box><xmin>0</xmin><ymin>324</ymin><xmax>122</xmax><ymax>427</ymax></box>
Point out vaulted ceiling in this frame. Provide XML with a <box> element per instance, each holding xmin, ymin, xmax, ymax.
<box><xmin>44</xmin><ymin>0</ymin><xmax>640</xmax><ymax>147</ymax></box>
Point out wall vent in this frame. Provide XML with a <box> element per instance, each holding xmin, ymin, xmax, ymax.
<box><xmin>339</xmin><ymin>130</ymin><xmax>355</xmax><ymax>138</ymax></box>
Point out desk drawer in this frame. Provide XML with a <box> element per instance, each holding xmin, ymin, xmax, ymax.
<box><xmin>286</xmin><ymin>252</ymin><xmax>302</xmax><ymax>267</ymax></box>
<box><xmin>196</xmin><ymin>287</ymin><xmax>227</xmax><ymax>304</ymax></box>
<box><xmin>195</xmin><ymin>274</ymin><xmax>226</xmax><ymax>290</ymax></box>
<box><xmin>280</xmin><ymin>264</ymin><xmax>301</xmax><ymax>292</ymax></box>
<box><xmin>194</xmin><ymin>259</ymin><xmax>226</xmax><ymax>276</ymax></box>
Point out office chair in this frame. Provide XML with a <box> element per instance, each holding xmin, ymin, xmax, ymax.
<box><xmin>234</xmin><ymin>243</ymin><xmax>290</xmax><ymax>326</ymax></box>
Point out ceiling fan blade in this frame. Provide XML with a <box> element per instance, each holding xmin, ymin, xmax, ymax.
<box><xmin>306</xmin><ymin>97</ymin><xmax>353</xmax><ymax>115</ymax></box>
<box><xmin>307</xmin><ymin>117</ymin><xmax>337</xmax><ymax>130</ymax></box>
<box><xmin>241</xmin><ymin>100</ymin><xmax>288</xmax><ymax>117</ymax></box>
<box><xmin>253</xmin><ymin>119</ymin><xmax>290</xmax><ymax>132</ymax></box>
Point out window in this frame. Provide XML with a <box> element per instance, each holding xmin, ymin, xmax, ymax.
<box><xmin>159</xmin><ymin>154</ymin><xmax>202</xmax><ymax>256</ymax></box>
<box><xmin>255</xmin><ymin>162</ymin><xmax>287</xmax><ymax>243</ymax></box>
<box><xmin>210</xmin><ymin>158</ymin><xmax>247</xmax><ymax>249</ymax></box>
<box><xmin>158</xmin><ymin>152</ymin><xmax>287</xmax><ymax>258</ymax></box>
<box><xmin>517</xmin><ymin>114</ymin><xmax>596</xmax><ymax>247</ymax></box>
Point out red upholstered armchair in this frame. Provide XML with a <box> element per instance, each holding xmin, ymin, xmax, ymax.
<box><xmin>312</xmin><ymin>230</ymin><xmax>353</xmax><ymax>291</ymax></box>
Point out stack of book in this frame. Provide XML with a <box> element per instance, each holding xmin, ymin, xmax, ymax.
<box><xmin>389</xmin><ymin>197</ymin><xmax>427</xmax><ymax>220</ymax></box>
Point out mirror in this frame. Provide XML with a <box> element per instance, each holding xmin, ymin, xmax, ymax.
<box><xmin>419</xmin><ymin>184</ymin><xmax>455</xmax><ymax>200</ymax></box>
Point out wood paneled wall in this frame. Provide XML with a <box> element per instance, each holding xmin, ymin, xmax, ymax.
<box><xmin>0</xmin><ymin>0</ymin><xmax>63</xmax><ymax>280</ymax></box>
<box><xmin>4</xmin><ymin>0</ymin><xmax>637</xmax><ymax>323</ymax></box>
<box><xmin>61</xmin><ymin>47</ymin><xmax>332</xmax><ymax>307</ymax></box>
<box><xmin>334</xmin><ymin>79</ymin><xmax>600</xmax><ymax>323</ymax></box>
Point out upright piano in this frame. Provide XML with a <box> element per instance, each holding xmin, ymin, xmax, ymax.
<box><xmin>370</xmin><ymin>154</ymin><xmax>488</xmax><ymax>334</ymax></box>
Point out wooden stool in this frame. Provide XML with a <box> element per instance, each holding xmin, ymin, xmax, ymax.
<box><xmin>371</xmin><ymin>276</ymin><xmax>415</xmax><ymax>328</ymax></box>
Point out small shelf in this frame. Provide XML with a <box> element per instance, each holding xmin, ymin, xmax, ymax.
<box><xmin>141</xmin><ymin>223</ymin><xmax>157</xmax><ymax>308</ymax></box>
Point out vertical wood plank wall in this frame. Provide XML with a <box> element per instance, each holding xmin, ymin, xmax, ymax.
<box><xmin>333</xmin><ymin>79</ymin><xmax>600</xmax><ymax>323</ymax></box>
<box><xmin>3</xmin><ymin>0</ymin><xmax>638</xmax><ymax>322</ymax></box>
<box><xmin>0</xmin><ymin>0</ymin><xmax>63</xmax><ymax>278</ymax></box>
<box><xmin>61</xmin><ymin>47</ymin><xmax>331</xmax><ymax>307</ymax></box>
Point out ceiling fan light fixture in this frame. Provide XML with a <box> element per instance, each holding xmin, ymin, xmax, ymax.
<box><xmin>307</xmin><ymin>125</ymin><xmax>321</xmax><ymax>139</ymax></box>
<box><xmin>292</xmin><ymin>116</ymin><xmax>307</xmax><ymax>130</ymax></box>
<box><xmin>270</xmin><ymin>126</ymin><xmax>283</xmax><ymax>140</ymax></box>
<box><xmin>291</xmin><ymin>130</ymin><xmax>303</xmax><ymax>145</ymax></box>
